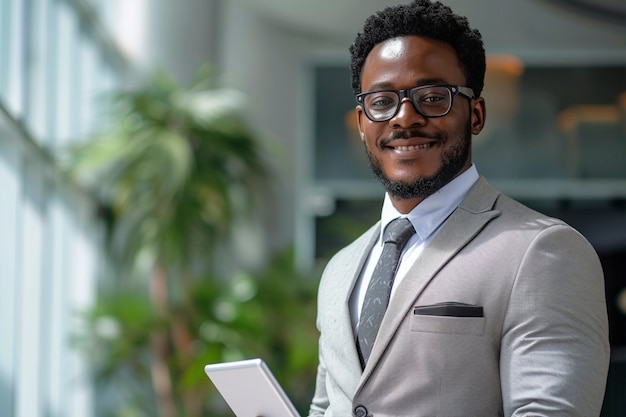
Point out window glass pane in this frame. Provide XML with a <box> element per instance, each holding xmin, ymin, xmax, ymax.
<box><xmin>42</xmin><ymin>191</ymin><xmax>69</xmax><ymax>417</ymax></box>
<box><xmin>0</xmin><ymin>123</ymin><xmax>20</xmax><ymax>415</ymax></box>
<box><xmin>6</xmin><ymin>0</ymin><xmax>24</xmax><ymax>116</ymax></box>
<box><xmin>312</xmin><ymin>63</ymin><xmax>626</xmax><ymax>184</ymax></box>
<box><xmin>15</xmin><ymin>158</ymin><xmax>46</xmax><ymax>417</ymax></box>
<box><xmin>0</xmin><ymin>0</ymin><xmax>10</xmax><ymax>97</ymax></box>
<box><xmin>25</xmin><ymin>0</ymin><xmax>51</xmax><ymax>142</ymax></box>
<box><xmin>77</xmin><ymin>35</ymin><xmax>97</xmax><ymax>141</ymax></box>
<box><xmin>474</xmin><ymin>63</ymin><xmax>626</xmax><ymax>180</ymax></box>
<box><xmin>52</xmin><ymin>0</ymin><xmax>79</xmax><ymax>148</ymax></box>
<box><xmin>314</xmin><ymin>66</ymin><xmax>369</xmax><ymax>182</ymax></box>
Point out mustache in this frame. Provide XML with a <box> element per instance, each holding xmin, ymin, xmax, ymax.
<box><xmin>381</xmin><ymin>129</ymin><xmax>444</xmax><ymax>146</ymax></box>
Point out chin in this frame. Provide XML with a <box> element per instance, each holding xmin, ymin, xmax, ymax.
<box><xmin>389</xmin><ymin>169</ymin><xmax>436</xmax><ymax>183</ymax></box>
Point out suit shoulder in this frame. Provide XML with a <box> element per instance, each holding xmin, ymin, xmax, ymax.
<box><xmin>491</xmin><ymin>192</ymin><xmax>599</xmax><ymax>258</ymax></box>
<box><xmin>493</xmin><ymin>192</ymin><xmax>565</xmax><ymax>228</ymax></box>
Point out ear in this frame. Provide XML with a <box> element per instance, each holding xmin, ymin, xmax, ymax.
<box><xmin>356</xmin><ymin>106</ymin><xmax>366</xmax><ymax>141</ymax></box>
<box><xmin>470</xmin><ymin>97</ymin><xmax>486</xmax><ymax>135</ymax></box>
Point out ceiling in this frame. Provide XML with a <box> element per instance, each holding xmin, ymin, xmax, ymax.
<box><xmin>238</xmin><ymin>0</ymin><xmax>626</xmax><ymax>64</ymax></box>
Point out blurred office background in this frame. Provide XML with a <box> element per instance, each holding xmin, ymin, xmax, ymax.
<box><xmin>1</xmin><ymin>0</ymin><xmax>625</xmax><ymax>416</ymax></box>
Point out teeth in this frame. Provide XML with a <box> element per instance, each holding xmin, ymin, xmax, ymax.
<box><xmin>395</xmin><ymin>143</ymin><xmax>431</xmax><ymax>151</ymax></box>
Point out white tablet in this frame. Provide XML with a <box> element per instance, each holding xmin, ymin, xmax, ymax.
<box><xmin>204</xmin><ymin>358</ymin><xmax>301</xmax><ymax>417</ymax></box>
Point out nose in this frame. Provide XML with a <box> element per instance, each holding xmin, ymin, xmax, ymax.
<box><xmin>389</xmin><ymin>97</ymin><xmax>427</xmax><ymax>128</ymax></box>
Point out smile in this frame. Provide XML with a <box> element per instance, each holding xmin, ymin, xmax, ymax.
<box><xmin>392</xmin><ymin>143</ymin><xmax>433</xmax><ymax>151</ymax></box>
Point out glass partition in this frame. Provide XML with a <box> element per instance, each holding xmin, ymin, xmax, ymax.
<box><xmin>310</xmin><ymin>59</ymin><xmax>626</xmax><ymax>415</ymax></box>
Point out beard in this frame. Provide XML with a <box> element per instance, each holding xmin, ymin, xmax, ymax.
<box><xmin>366</xmin><ymin>123</ymin><xmax>472</xmax><ymax>201</ymax></box>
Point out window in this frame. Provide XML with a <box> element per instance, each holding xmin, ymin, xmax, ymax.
<box><xmin>0</xmin><ymin>1</ymin><xmax>125</xmax><ymax>415</ymax></box>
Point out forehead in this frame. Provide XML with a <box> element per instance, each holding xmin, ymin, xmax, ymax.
<box><xmin>361</xmin><ymin>35</ymin><xmax>464</xmax><ymax>90</ymax></box>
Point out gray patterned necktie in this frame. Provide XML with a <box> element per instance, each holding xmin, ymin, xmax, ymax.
<box><xmin>357</xmin><ymin>217</ymin><xmax>415</xmax><ymax>368</ymax></box>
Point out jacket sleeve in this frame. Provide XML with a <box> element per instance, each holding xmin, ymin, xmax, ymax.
<box><xmin>500</xmin><ymin>224</ymin><xmax>610</xmax><ymax>416</ymax></box>
<box><xmin>308</xmin><ymin>330</ymin><xmax>330</xmax><ymax>416</ymax></box>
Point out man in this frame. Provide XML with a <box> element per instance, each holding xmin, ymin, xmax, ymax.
<box><xmin>308</xmin><ymin>1</ymin><xmax>610</xmax><ymax>416</ymax></box>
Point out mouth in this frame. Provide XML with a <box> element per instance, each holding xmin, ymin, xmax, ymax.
<box><xmin>381</xmin><ymin>130</ymin><xmax>441</xmax><ymax>155</ymax></box>
<box><xmin>385</xmin><ymin>139</ymin><xmax>438</xmax><ymax>156</ymax></box>
<box><xmin>390</xmin><ymin>142</ymin><xmax>434</xmax><ymax>152</ymax></box>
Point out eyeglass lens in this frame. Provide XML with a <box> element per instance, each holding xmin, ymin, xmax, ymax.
<box><xmin>363</xmin><ymin>86</ymin><xmax>453</xmax><ymax>121</ymax></box>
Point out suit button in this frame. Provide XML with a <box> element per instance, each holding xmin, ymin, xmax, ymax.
<box><xmin>354</xmin><ymin>405</ymin><xmax>368</xmax><ymax>417</ymax></box>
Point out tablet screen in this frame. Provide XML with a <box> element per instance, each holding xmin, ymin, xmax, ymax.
<box><xmin>204</xmin><ymin>358</ymin><xmax>300</xmax><ymax>417</ymax></box>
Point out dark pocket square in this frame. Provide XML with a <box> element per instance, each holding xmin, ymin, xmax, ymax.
<box><xmin>413</xmin><ymin>302</ymin><xmax>484</xmax><ymax>317</ymax></box>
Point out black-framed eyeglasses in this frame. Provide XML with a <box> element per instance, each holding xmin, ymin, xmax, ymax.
<box><xmin>356</xmin><ymin>85</ymin><xmax>475</xmax><ymax>122</ymax></box>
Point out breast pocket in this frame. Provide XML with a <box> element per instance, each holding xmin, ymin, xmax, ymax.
<box><xmin>410</xmin><ymin>302</ymin><xmax>485</xmax><ymax>335</ymax></box>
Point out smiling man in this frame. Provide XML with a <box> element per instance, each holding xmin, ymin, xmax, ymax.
<box><xmin>308</xmin><ymin>1</ymin><xmax>609</xmax><ymax>417</ymax></box>
<box><xmin>356</xmin><ymin>35</ymin><xmax>479</xmax><ymax>213</ymax></box>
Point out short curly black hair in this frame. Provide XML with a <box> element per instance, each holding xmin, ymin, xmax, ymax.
<box><xmin>349</xmin><ymin>0</ymin><xmax>485</xmax><ymax>97</ymax></box>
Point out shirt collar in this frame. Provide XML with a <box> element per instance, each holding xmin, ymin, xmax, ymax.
<box><xmin>379</xmin><ymin>165</ymin><xmax>480</xmax><ymax>243</ymax></box>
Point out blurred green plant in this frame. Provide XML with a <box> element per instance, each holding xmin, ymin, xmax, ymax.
<box><xmin>78</xmin><ymin>250</ymin><xmax>318</xmax><ymax>417</ymax></box>
<box><xmin>67</xmin><ymin>69</ymin><xmax>319</xmax><ymax>417</ymax></box>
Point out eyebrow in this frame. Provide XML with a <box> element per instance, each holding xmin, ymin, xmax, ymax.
<box><xmin>365</xmin><ymin>77</ymin><xmax>449</xmax><ymax>92</ymax></box>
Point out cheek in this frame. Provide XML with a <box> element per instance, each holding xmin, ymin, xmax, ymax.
<box><xmin>361</xmin><ymin>128</ymin><xmax>380</xmax><ymax>150</ymax></box>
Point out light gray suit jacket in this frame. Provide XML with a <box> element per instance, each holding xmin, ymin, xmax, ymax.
<box><xmin>309</xmin><ymin>177</ymin><xmax>610</xmax><ymax>417</ymax></box>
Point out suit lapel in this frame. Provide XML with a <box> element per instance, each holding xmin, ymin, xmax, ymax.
<box><xmin>327</xmin><ymin>223</ymin><xmax>380</xmax><ymax>382</ymax></box>
<box><xmin>358</xmin><ymin>177</ymin><xmax>502</xmax><ymax>384</ymax></box>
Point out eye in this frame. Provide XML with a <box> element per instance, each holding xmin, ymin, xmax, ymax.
<box><xmin>422</xmin><ymin>95</ymin><xmax>446</xmax><ymax>103</ymax></box>
<box><xmin>366</xmin><ymin>92</ymin><xmax>397</xmax><ymax>109</ymax></box>
<box><xmin>415</xmin><ymin>88</ymin><xmax>449</xmax><ymax>107</ymax></box>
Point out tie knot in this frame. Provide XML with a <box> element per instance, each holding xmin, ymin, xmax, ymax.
<box><xmin>382</xmin><ymin>217</ymin><xmax>415</xmax><ymax>248</ymax></box>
